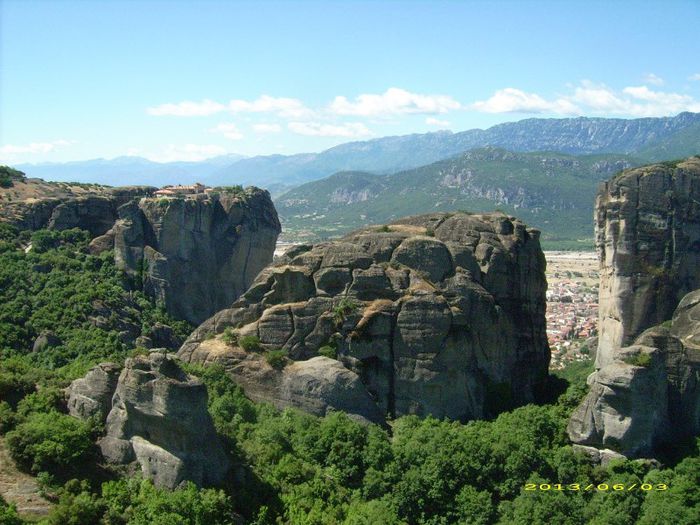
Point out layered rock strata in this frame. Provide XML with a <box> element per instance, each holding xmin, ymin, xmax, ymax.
<box><xmin>179</xmin><ymin>212</ymin><xmax>549</xmax><ymax>425</ymax></box>
<box><xmin>596</xmin><ymin>157</ymin><xmax>700</xmax><ymax>367</ymax></box>
<box><xmin>569</xmin><ymin>288</ymin><xmax>700</xmax><ymax>457</ymax></box>
<box><xmin>111</xmin><ymin>189</ymin><xmax>281</xmax><ymax>324</ymax></box>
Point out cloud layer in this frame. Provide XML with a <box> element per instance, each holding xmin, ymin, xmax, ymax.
<box><xmin>0</xmin><ymin>140</ymin><xmax>74</xmax><ymax>162</ymax></box>
<box><xmin>329</xmin><ymin>88</ymin><xmax>461</xmax><ymax>117</ymax></box>
<box><xmin>472</xmin><ymin>81</ymin><xmax>700</xmax><ymax>117</ymax></box>
<box><xmin>287</xmin><ymin>122</ymin><xmax>371</xmax><ymax>138</ymax></box>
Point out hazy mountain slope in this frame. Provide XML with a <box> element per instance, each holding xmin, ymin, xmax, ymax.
<box><xmin>15</xmin><ymin>154</ymin><xmax>246</xmax><ymax>187</ymax></box>
<box><xmin>634</xmin><ymin>120</ymin><xmax>700</xmax><ymax>161</ymax></box>
<box><xmin>276</xmin><ymin>148</ymin><xmax>641</xmax><ymax>248</ymax></box>
<box><xmin>13</xmin><ymin>113</ymin><xmax>699</xmax><ymax>189</ymax></box>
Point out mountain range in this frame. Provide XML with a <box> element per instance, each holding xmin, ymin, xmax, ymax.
<box><xmin>15</xmin><ymin>112</ymin><xmax>700</xmax><ymax>193</ymax></box>
<box><xmin>275</xmin><ymin>148</ymin><xmax>644</xmax><ymax>248</ymax></box>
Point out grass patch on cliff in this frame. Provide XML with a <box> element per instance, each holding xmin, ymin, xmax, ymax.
<box><xmin>623</xmin><ymin>352</ymin><xmax>653</xmax><ymax>367</ymax></box>
<box><xmin>332</xmin><ymin>297</ymin><xmax>359</xmax><ymax>326</ymax></box>
<box><xmin>239</xmin><ymin>335</ymin><xmax>262</xmax><ymax>352</ymax></box>
<box><xmin>221</xmin><ymin>327</ymin><xmax>238</xmax><ymax>346</ymax></box>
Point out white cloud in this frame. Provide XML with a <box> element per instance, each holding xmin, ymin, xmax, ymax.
<box><xmin>147</xmin><ymin>99</ymin><xmax>226</xmax><ymax>117</ymax></box>
<box><xmin>0</xmin><ymin>140</ymin><xmax>74</xmax><ymax>162</ymax></box>
<box><xmin>642</xmin><ymin>73</ymin><xmax>664</xmax><ymax>86</ymax></box>
<box><xmin>329</xmin><ymin>88</ymin><xmax>462</xmax><ymax>117</ymax></box>
<box><xmin>472</xmin><ymin>88</ymin><xmax>579</xmax><ymax>114</ymax></box>
<box><xmin>288</xmin><ymin>122</ymin><xmax>372</xmax><ymax>138</ymax></box>
<box><xmin>253</xmin><ymin>123</ymin><xmax>282</xmax><ymax>134</ymax></box>
<box><xmin>472</xmin><ymin>81</ymin><xmax>700</xmax><ymax>117</ymax></box>
<box><xmin>145</xmin><ymin>144</ymin><xmax>228</xmax><ymax>163</ymax></box>
<box><xmin>228</xmin><ymin>95</ymin><xmax>312</xmax><ymax>118</ymax></box>
<box><xmin>688</xmin><ymin>73</ymin><xmax>700</xmax><ymax>81</ymax></box>
<box><xmin>210</xmin><ymin>123</ymin><xmax>244</xmax><ymax>140</ymax></box>
<box><xmin>147</xmin><ymin>95</ymin><xmax>312</xmax><ymax>118</ymax></box>
<box><xmin>425</xmin><ymin>117</ymin><xmax>451</xmax><ymax>127</ymax></box>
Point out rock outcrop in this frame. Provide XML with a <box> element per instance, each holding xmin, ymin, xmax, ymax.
<box><xmin>66</xmin><ymin>362</ymin><xmax>122</xmax><ymax>420</ymax></box>
<box><xmin>98</xmin><ymin>352</ymin><xmax>230</xmax><ymax>489</ymax></box>
<box><xmin>178</xmin><ymin>212</ymin><xmax>549</xmax><ymax>425</ymax></box>
<box><xmin>112</xmin><ymin>189</ymin><xmax>280</xmax><ymax>325</ymax></box>
<box><xmin>0</xmin><ymin>183</ymin><xmax>156</xmax><ymax>235</ymax></box>
<box><xmin>596</xmin><ymin>157</ymin><xmax>700</xmax><ymax>367</ymax></box>
<box><xmin>569</xmin><ymin>287</ymin><xmax>700</xmax><ymax>458</ymax></box>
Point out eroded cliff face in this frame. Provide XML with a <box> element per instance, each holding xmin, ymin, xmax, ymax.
<box><xmin>0</xmin><ymin>183</ymin><xmax>156</xmax><ymax>236</ymax></box>
<box><xmin>178</xmin><ymin>212</ymin><xmax>549</xmax><ymax>425</ymax></box>
<box><xmin>596</xmin><ymin>157</ymin><xmax>700</xmax><ymax>367</ymax></box>
<box><xmin>568</xmin><ymin>288</ymin><xmax>700</xmax><ymax>457</ymax></box>
<box><xmin>112</xmin><ymin>189</ymin><xmax>281</xmax><ymax>324</ymax></box>
<box><xmin>93</xmin><ymin>352</ymin><xmax>230</xmax><ymax>489</ymax></box>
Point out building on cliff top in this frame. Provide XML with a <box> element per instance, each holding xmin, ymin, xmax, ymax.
<box><xmin>154</xmin><ymin>182</ymin><xmax>207</xmax><ymax>196</ymax></box>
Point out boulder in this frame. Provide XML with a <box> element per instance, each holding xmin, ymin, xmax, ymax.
<box><xmin>66</xmin><ymin>362</ymin><xmax>122</xmax><ymax>420</ymax></box>
<box><xmin>31</xmin><ymin>331</ymin><xmax>61</xmax><ymax>353</ymax></box>
<box><xmin>179</xmin><ymin>212</ymin><xmax>549</xmax><ymax>425</ymax></box>
<box><xmin>99</xmin><ymin>352</ymin><xmax>230</xmax><ymax>488</ymax></box>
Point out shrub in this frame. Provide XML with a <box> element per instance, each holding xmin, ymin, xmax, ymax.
<box><xmin>332</xmin><ymin>297</ymin><xmax>358</xmax><ymax>326</ymax></box>
<box><xmin>0</xmin><ymin>401</ymin><xmax>16</xmax><ymax>434</ymax></box>
<box><xmin>623</xmin><ymin>352</ymin><xmax>652</xmax><ymax>367</ymax></box>
<box><xmin>221</xmin><ymin>327</ymin><xmax>238</xmax><ymax>346</ymax></box>
<box><xmin>0</xmin><ymin>495</ymin><xmax>22</xmax><ymax>525</ymax></box>
<box><xmin>6</xmin><ymin>411</ymin><xmax>94</xmax><ymax>475</ymax></box>
<box><xmin>265</xmin><ymin>349</ymin><xmax>288</xmax><ymax>369</ymax></box>
<box><xmin>318</xmin><ymin>345</ymin><xmax>337</xmax><ymax>359</ymax></box>
<box><xmin>239</xmin><ymin>335</ymin><xmax>262</xmax><ymax>352</ymax></box>
<box><xmin>375</xmin><ymin>225</ymin><xmax>391</xmax><ymax>233</ymax></box>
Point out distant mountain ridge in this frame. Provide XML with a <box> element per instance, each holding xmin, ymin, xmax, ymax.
<box><xmin>276</xmin><ymin>148</ymin><xmax>645</xmax><ymax>248</ymax></box>
<box><xmin>13</xmin><ymin>112</ymin><xmax>700</xmax><ymax>190</ymax></box>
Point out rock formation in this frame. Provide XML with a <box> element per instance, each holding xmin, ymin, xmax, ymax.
<box><xmin>568</xmin><ymin>288</ymin><xmax>700</xmax><ymax>457</ymax></box>
<box><xmin>96</xmin><ymin>352</ymin><xmax>230</xmax><ymax>489</ymax></box>
<box><xmin>112</xmin><ymin>188</ymin><xmax>281</xmax><ymax>324</ymax></box>
<box><xmin>66</xmin><ymin>362</ymin><xmax>122</xmax><ymax>421</ymax></box>
<box><xmin>596</xmin><ymin>157</ymin><xmax>700</xmax><ymax>368</ymax></box>
<box><xmin>0</xmin><ymin>184</ymin><xmax>156</xmax><ymax>235</ymax></box>
<box><xmin>178</xmin><ymin>212</ymin><xmax>549</xmax><ymax>425</ymax></box>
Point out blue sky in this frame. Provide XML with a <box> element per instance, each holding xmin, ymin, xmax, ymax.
<box><xmin>2</xmin><ymin>0</ymin><xmax>700</xmax><ymax>164</ymax></box>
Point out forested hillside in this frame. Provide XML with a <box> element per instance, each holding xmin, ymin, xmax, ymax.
<box><xmin>0</xmin><ymin>225</ymin><xmax>697</xmax><ymax>524</ymax></box>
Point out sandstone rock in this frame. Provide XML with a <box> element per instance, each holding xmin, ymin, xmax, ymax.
<box><xmin>31</xmin><ymin>331</ymin><xmax>61</xmax><ymax>353</ymax></box>
<box><xmin>48</xmin><ymin>196</ymin><xmax>119</xmax><ymax>237</ymax></box>
<box><xmin>0</xmin><ymin>186</ymin><xmax>156</xmax><ymax>236</ymax></box>
<box><xmin>66</xmin><ymin>362</ymin><xmax>121</xmax><ymax>420</ymax></box>
<box><xmin>179</xmin><ymin>212</ymin><xmax>549</xmax><ymax>425</ymax></box>
<box><xmin>569</xmin><ymin>288</ymin><xmax>700</xmax><ymax>457</ymax></box>
<box><xmin>113</xmin><ymin>189</ymin><xmax>280</xmax><ymax>324</ymax></box>
<box><xmin>99</xmin><ymin>352</ymin><xmax>229</xmax><ymax>489</ymax></box>
<box><xmin>572</xmin><ymin>445</ymin><xmax>627</xmax><ymax>467</ymax></box>
<box><xmin>596</xmin><ymin>157</ymin><xmax>700</xmax><ymax>367</ymax></box>
<box><xmin>88</xmin><ymin>229</ymin><xmax>115</xmax><ymax>255</ymax></box>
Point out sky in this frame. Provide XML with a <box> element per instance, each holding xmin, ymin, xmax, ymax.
<box><xmin>1</xmin><ymin>0</ymin><xmax>700</xmax><ymax>165</ymax></box>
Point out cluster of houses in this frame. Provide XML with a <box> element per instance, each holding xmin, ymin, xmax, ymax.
<box><xmin>546</xmin><ymin>278</ymin><xmax>599</xmax><ymax>368</ymax></box>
